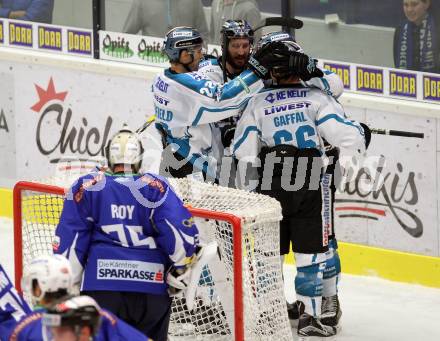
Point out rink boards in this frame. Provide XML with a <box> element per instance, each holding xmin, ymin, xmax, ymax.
<box><xmin>0</xmin><ymin>46</ymin><xmax>440</xmax><ymax>287</ymax></box>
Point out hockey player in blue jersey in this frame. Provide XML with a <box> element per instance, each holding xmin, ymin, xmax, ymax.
<box><xmin>41</xmin><ymin>295</ymin><xmax>152</xmax><ymax>341</ymax></box>
<box><xmin>54</xmin><ymin>128</ymin><xmax>199</xmax><ymax>341</ymax></box>
<box><xmin>233</xmin><ymin>40</ymin><xmax>371</xmax><ymax>338</ymax></box>
<box><xmin>1</xmin><ymin>255</ymin><xmax>149</xmax><ymax>341</ymax></box>
<box><xmin>0</xmin><ymin>264</ymin><xmax>32</xmax><ymax>340</ymax></box>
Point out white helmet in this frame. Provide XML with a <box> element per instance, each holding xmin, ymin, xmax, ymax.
<box><xmin>105</xmin><ymin>128</ymin><xmax>144</xmax><ymax>173</ymax></box>
<box><xmin>21</xmin><ymin>254</ymin><xmax>73</xmax><ymax>306</ymax></box>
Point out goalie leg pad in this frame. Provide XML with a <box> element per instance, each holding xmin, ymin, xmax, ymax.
<box><xmin>323</xmin><ymin>239</ymin><xmax>341</xmax><ymax>297</ymax></box>
<box><xmin>294</xmin><ymin>252</ymin><xmax>326</xmax><ymax>317</ymax></box>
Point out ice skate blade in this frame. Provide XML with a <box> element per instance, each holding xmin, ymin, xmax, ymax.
<box><xmin>298</xmin><ymin>335</ymin><xmax>337</xmax><ymax>341</ymax></box>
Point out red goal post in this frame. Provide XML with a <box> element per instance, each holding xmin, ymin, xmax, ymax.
<box><xmin>13</xmin><ymin>178</ymin><xmax>292</xmax><ymax>340</ymax></box>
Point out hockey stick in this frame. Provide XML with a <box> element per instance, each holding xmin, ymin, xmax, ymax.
<box><xmin>370</xmin><ymin>128</ymin><xmax>424</xmax><ymax>139</ymax></box>
<box><xmin>135</xmin><ymin>114</ymin><xmax>156</xmax><ymax>135</ymax></box>
<box><xmin>253</xmin><ymin>17</ymin><xmax>303</xmax><ymax>32</ymax></box>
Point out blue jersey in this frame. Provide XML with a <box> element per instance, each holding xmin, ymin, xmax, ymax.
<box><xmin>54</xmin><ymin>170</ymin><xmax>199</xmax><ymax>295</ymax></box>
<box><xmin>0</xmin><ymin>265</ymin><xmax>32</xmax><ymax>340</ymax></box>
<box><xmin>7</xmin><ymin>307</ymin><xmax>150</xmax><ymax>341</ymax></box>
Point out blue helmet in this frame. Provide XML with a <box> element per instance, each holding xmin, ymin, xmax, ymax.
<box><xmin>256</xmin><ymin>31</ymin><xmax>303</xmax><ymax>53</ymax></box>
<box><xmin>162</xmin><ymin>27</ymin><xmax>203</xmax><ymax>62</ymax></box>
<box><xmin>221</xmin><ymin>20</ymin><xmax>254</xmax><ymax>45</ymax></box>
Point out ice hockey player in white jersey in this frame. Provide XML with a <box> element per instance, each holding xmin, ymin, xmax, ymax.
<box><xmin>154</xmin><ymin>26</ymin><xmax>314</xmax><ymax>181</ymax></box>
<box><xmin>54</xmin><ymin>128</ymin><xmax>200</xmax><ymax>341</ymax></box>
<box><xmin>253</xmin><ymin>31</ymin><xmax>347</xmax><ymax>330</ymax></box>
<box><xmin>154</xmin><ymin>26</ymin><xmax>263</xmax><ymax>180</ymax></box>
<box><xmin>233</xmin><ymin>40</ymin><xmax>371</xmax><ymax>338</ymax></box>
<box><xmin>198</xmin><ymin>23</ymin><xmax>342</xmax><ymax>185</ymax></box>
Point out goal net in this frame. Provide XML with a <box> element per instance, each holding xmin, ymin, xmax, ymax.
<box><xmin>13</xmin><ymin>177</ymin><xmax>292</xmax><ymax>341</ymax></box>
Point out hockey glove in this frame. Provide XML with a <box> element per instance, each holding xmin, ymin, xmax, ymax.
<box><xmin>166</xmin><ymin>265</ymin><xmax>192</xmax><ymax>297</ymax></box>
<box><xmin>291</xmin><ymin>54</ymin><xmax>324</xmax><ymax>81</ymax></box>
<box><xmin>248</xmin><ymin>42</ymin><xmax>280</xmax><ymax>79</ymax></box>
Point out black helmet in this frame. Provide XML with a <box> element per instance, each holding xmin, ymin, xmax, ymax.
<box><xmin>255</xmin><ymin>40</ymin><xmax>306</xmax><ymax>78</ymax></box>
<box><xmin>43</xmin><ymin>296</ymin><xmax>101</xmax><ymax>340</ymax></box>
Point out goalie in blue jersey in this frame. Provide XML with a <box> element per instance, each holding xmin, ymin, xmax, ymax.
<box><xmin>53</xmin><ymin>128</ymin><xmax>200</xmax><ymax>341</ymax></box>
<box><xmin>0</xmin><ymin>255</ymin><xmax>149</xmax><ymax>340</ymax></box>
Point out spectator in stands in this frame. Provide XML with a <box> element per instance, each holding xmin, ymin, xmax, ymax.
<box><xmin>210</xmin><ymin>0</ymin><xmax>261</xmax><ymax>44</ymax></box>
<box><xmin>122</xmin><ymin>0</ymin><xmax>209</xmax><ymax>41</ymax></box>
<box><xmin>0</xmin><ymin>0</ymin><xmax>54</xmax><ymax>23</ymax></box>
<box><xmin>394</xmin><ymin>0</ymin><xmax>440</xmax><ymax>73</ymax></box>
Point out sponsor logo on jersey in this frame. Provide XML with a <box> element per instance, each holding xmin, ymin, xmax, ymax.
<box><xmin>389</xmin><ymin>71</ymin><xmax>417</xmax><ymax>98</ymax></box>
<box><xmin>138</xmin><ymin>38</ymin><xmax>166</xmax><ymax>62</ymax></box>
<box><xmin>67</xmin><ymin>29</ymin><xmax>92</xmax><ymax>56</ymax></box>
<box><xmin>0</xmin><ymin>109</ymin><xmax>9</xmax><ymax>133</ymax></box>
<box><xmin>38</xmin><ymin>25</ymin><xmax>62</xmax><ymax>51</ymax></box>
<box><xmin>97</xmin><ymin>259</ymin><xmax>164</xmax><ymax>283</ymax></box>
<box><xmin>155</xmin><ymin>77</ymin><xmax>169</xmax><ymax>93</ymax></box>
<box><xmin>102</xmin><ymin>34</ymin><xmax>133</xmax><ymax>59</ymax></box>
<box><xmin>264</xmin><ymin>101</ymin><xmax>312</xmax><ymax>115</ymax></box>
<box><xmin>323</xmin><ymin>62</ymin><xmax>350</xmax><ymax>89</ymax></box>
<box><xmin>321</xmin><ymin>174</ymin><xmax>332</xmax><ymax>247</ymax></box>
<box><xmin>264</xmin><ymin>89</ymin><xmax>308</xmax><ymax>104</ymax></box>
<box><xmin>0</xmin><ymin>20</ymin><xmax>4</xmax><ymax>44</ymax></box>
<box><xmin>423</xmin><ymin>75</ymin><xmax>440</xmax><ymax>101</ymax></box>
<box><xmin>154</xmin><ymin>94</ymin><xmax>170</xmax><ymax>106</ymax></box>
<box><xmin>9</xmin><ymin>22</ymin><xmax>33</xmax><ymax>47</ymax></box>
<box><xmin>356</xmin><ymin>66</ymin><xmax>383</xmax><ymax>93</ymax></box>
<box><xmin>155</xmin><ymin>105</ymin><xmax>173</xmax><ymax>122</ymax></box>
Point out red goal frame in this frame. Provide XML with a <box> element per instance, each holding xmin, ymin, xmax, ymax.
<box><xmin>13</xmin><ymin>181</ymin><xmax>245</xmax><ymax>341</ymax></box>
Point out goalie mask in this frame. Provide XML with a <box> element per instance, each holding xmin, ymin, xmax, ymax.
<box><xmin>42</xmin><ymin>296</ymin><xmax>101</xmax><ymax>341</ymax></box>
<box><xmin>21</xmin><ymin>255</ymin><xmax>73</xmax><ymax>307</ymax></box>
<box><xmin>105</xmin><ymin>128</ymin><xmax>144</xmax><ymax>173</ymax></box>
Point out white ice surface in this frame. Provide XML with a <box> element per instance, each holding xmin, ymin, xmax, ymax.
<box><xmin>2</xmin><ymin>216</ymin><xmax>440</xmax><ymax>340</ymax></box>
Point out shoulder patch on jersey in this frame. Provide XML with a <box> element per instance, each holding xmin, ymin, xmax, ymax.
<box><xmin>74</xmin><ymin>172</ymin><xmax>105</xmax><ymax>203</ymax></box>
<box><xmin>140</xmin><ymin>174</ymin><xmax>166</xmax><ymax>193</ymax></box>
<box><xmin>9</xmin><ymin>312</ymin><xmax>43</xmax><ymax>340</ymax></box>
<box><xmin>100</xmin><ymin>309</ymin><xmax>117</xmax><ymax>326</ymax></box>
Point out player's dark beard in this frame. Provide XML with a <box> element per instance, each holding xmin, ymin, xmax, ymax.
<box><xmin>226</xmin><ymin>53</ymin><xmax>247</xmax><ymax>73</ymax></box>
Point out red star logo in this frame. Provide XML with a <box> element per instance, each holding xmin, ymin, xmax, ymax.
<box><xmin>31</xmin><ymin>77</ymin><xmax>68</xmax><ymax>112</ymax></box>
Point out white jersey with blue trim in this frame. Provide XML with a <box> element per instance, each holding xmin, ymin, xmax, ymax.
<box><xmin>198</xmin><ymin>58</ymin><xmax>344</xmax><ymax>98</ymax></box>
<box><xmin>198</xmin><ymin>58</ymin><xmax>345</xmax><ymax>170</ymax></box>
<box><xmin>153</xmin><ymin>67</ymin><xmax>262</xmax><ymax>176</ymax></box>
<box><xmin>233</xmin><ymin>84</ymin><xmax>366</xmax><ymax>162</ymax></box>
